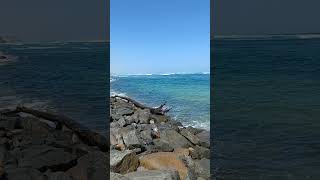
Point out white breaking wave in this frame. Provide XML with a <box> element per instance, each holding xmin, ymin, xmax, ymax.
<box><xmin>112</xmin><ymin>72</ymin><xmax>210</xmax><ymax>77</ymax></box>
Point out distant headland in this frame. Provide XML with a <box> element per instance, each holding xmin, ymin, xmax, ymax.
<box><xmin>0</xmin><ymin>35</ymin><xmax>19</xmax><ymax>43</ymax></box>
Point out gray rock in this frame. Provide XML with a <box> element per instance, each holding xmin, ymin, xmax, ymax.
<box><xmin>137</xmin><ymin>109</ymin><xmax>151</xmax><ymax>124</ymax></box>
<box><xmin>195</xmin><ymin>131</ymin><xmax>210</xmax><ymax>149</ymax></box>
<box><xmin>151</xmin><ymin>114</ymin><xmax>170</xmax><ymax>123</ymax></box>
<box><xmin>190</xmin><ymin>146</ymin><xmax>210</xmax><ymax>160</ymax></box>
<box><xmin>139</xmin><ymin>129</ymin><xmax>153</xmax><ymax>144</ymax></box>
<box><xmin>153</xmin><ymin>139</ymin><xmax>174</xmax><ymax>152</ymax></box>
<box><xmin>180</xmin><ymin>128</ymin><xmax>200</xmax><ymax>145</ymax></box>
<box><xmin>113</xmin><ymin>103</ymin><xmax>134</xmax><ymax>116</ymax></box>
<box><xmin>18</xmin><ymin>145</ymin><xmax>77</xmax><ymax>171</ymax></box>
<box><xmin>110</xmin><ymin>172</ymin><xmax>130</xmax><ymax>180</ymax></box>
<box><xmin>67</xmin><ymin>151</ymin><xmax>108</xmax><ymax>180</ymax></box>
<box><xmin>125</xmin><ymin>170</ymin><xmax>180</xmax><ymax>180</ymax></box>
<box><xmin>118</xmin><ymin>117</ymin><xmax>127</xmax><ymax>127</ymax></box>
<box><xmin>110</xmin><ymin>149</ymin><xmax>139</xmax><ymax>174</ymax></box>
<box><xmin>159</xmin><ymin>129</ymin><xmax>192</xmax><ymax>149</ymax></box>
<box><xmin>186</xmin><ymin>126</ymin><xmax>204</xmax><ymax>135</ymax></box>
<box><xmin>122</xmin><ymin>129</ymin><xmax>141</xmax><ymax>148</ymax></box>
<box><xmin>194</xmin><ymin>159</ymin><xmax>210</xmax><ymax>179</ymax></box>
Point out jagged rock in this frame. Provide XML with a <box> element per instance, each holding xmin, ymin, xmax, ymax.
<box><xmin>136</xmin><ymin>109</ymin><xmax>151</xmax><ymax>124</ymax></box>
<box><xmin>186</xmin><ymin>126</ymin><xmax>204</xmax><ymax>135</ymax></box>
<box><xmin>180</xmin><ymin>128</ymin><xmax>200</xmax><ymax>145</ymax></box>
<box><xmin>18</xmin><ymin>145</ymin><xmax>77</xmax><ymax>172</ymax></box>
<box><xmin>190</xmin><ymin>146</ymin><xmax>210</xmax><ymax>159</ymax></box>
<box><xmin>122</xmin><ymin>129</ymin><xmax>141</xmax><ymax>148</ymax></box>
<box><xmin>110</xmin><ymin>149</ymin><xmax>139</xmax><ymax>174</ymax></box>
<box><xmin>67</xmin><ymin>151</ymin><xmax>108</xmax><ymax>180</ymax></box>
<box><xmin>139</xmin><ymin>152</ymin><xmax>189</xmax><ymax>180</ymax></box>
<box><xmin>118</xmin><ymin>117</ymin><xmax>127</xmax><ymax>127</ymax></box>
<box><xmin>153</xmin><ymin>139</ymin><xmax>174</xmax><ymax>152</ymax></box>
<box><xmin>158</xmin><ymin>121</ymin><xmax>181</xmax><ymax>132</ymax></box>
<box><xmin>195</xmin><ymin>131</ymin><xmax>210</xmax><ymax>149</ymax></box>
<box><xmin>151</xmin><ymin>114</ymin><xmax>169</xmax><ymax>123</ymax></box>
<box><xmin>125</xmin><ymin>170</ymin><xmax>180</xmax><ymax>180</ymax></box>
<box><xmin>112</xmin><ymin>101</ymin><xmax>135</xmax><ymax>117</ymax></box>
<box><xmin>111</xmin><ymin>172</ymin><xmax>130</xmax><ymax>180</ymax></box>
<box><xmin>139</xmin><ymin>129</ymin><xmax>153</xmax><ymax>144</ymax></box>
<box><xmin>5</xmin><ymin>168</ymin><xmax>45</xmax><ymax>180</ymax></box>
<box><xmin>194</xmin><ymin>159</ymin><xmax>210</xmax><ymax>180</ymax></box>
<box><xmin>159</xmin><ymin>129</ymin><xmax>192</xmax><ymax>149</ymax></box>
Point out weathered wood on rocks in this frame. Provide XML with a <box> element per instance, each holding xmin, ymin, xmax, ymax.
<box><xmin>14</xmin><ymin>106</ymin><xmax>108</xmax><ymax>152</ymax></box>
<box><xmin>113</xmin><ymin>95</ymin><xmax>171</xmax><ymax>115</ymax></box>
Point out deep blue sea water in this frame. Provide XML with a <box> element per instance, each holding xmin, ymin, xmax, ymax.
<box><xmin>0</xmin><ymin>42</ymin><xmax>108</xmax><ymax>134</ymax></box>
<box><xmin>111</xmin><ymin>73</ymin><xmax>210</xmax><ymax>129</ymax></box>
<box><xmin>213</xmin><ymin>38</ymin><xmax>320</xmax><ymax>179</ymax></box>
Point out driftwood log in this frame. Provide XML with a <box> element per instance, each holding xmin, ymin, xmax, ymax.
<box><xmin>12</xmin><ymin>106</ymin><xmax>108</xmax><ymax>152</ymax></box>
<box><xmin>113</xmin><ymin>95</ymin><xmax>171</xmax><ymax>115</ymax></box>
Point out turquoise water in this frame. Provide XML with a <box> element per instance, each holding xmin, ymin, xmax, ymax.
<box><xmin>111</xmin><ymin>73</ymin><xmax>210</xmax><ymax>129</ymax></box>
<box><xmin>0</xmin><ymin>42</ymin><xmax>108</xmax><ymax>134</ymax></box>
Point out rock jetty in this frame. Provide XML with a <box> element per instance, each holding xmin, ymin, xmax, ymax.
<box><xmin>0</xmin><ymin>106</ymin><xmax>108</xmax><ymax>180</ymax></box>
<box><xmin>110</xmin><ymin>95</ymin><xmax>211</xmax><ymax>180</ymax></box>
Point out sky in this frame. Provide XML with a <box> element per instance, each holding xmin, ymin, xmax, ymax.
<box><xmin>110</xmin><ymin>0</ymin><xmax>210</xmax><ymax>74</ymax></box>
<box><xmin>0</xmin><ymin>0</ymin><xmax>108</xmax><ymax>42</ymax></box>
<box><xmin>213</xmin><ymin>0</ymin><xmax>320</xmax><ymax>35</ymax></box>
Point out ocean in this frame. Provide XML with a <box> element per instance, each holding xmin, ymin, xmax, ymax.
<box><xmin>213</xmin><ymin>37</ymin><xmax>320</xmax><ymax>179</ymax></box>
<box><xmin>111</xmin><ymin>73</ymin><xmax>210</xmax><ymax>130</ymax></box>
<box><xmin>0</xmin><ymin>42</ymin><xmax>108</xmax><ymax>134</ymax></box>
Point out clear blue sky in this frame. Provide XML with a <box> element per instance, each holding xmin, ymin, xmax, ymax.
<box><xmin>111</xmin><ymin>0</ymin><xmax>210</xmax><ymax>74</ymax></box>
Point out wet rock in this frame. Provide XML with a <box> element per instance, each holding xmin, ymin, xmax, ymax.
<box><xmin>195</xmin><ymin>131</ymin><xmax>210</xmax><ymax>149</ymax></box>
<box><xmin>180</xmin><ymin>128</ymin><xmax>200</xmax><ymax>145</ymax></box>
<box><xmin>125</xmin><ymin>170</ymin><xmax>180</xmax><ymax>180</ymax></box>
<box><xmin>190</xmin><ymin>146</ymin><xmax>210</xmax><ymax>160</ymax></box>
<box><xmin>139</xmin><ymin>152</ymin><xmax>189</xmax><ymax>180</ymax></box>
<box><xmin>67</xmin><ymin>151</ymin><xmax>108</xmax><ymax>180</ymax></box>
<box><xmin>18</xmin><ymin>145</ymin><xmax>77</xmax><ymax>172</ymax></box>
<box><xmin>111</xmin><ymin>172</ymin><xmax>130</xmax><ymax>180</ymax></box>
<box><xmin>159</xmin><ymin>129</ymin><xmax>192</xmax><ymax>149</ymax></box>
<box><xmin>186</xmin><ymin>126</ymin><xmax>204</xmax><ymax>135</ymax></box>
<box><xmin>110</xmin><ymin>149</ymin><xmax>139</xmax><ymax>174</ymax></box>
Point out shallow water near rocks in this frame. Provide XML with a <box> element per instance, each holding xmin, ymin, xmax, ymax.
<box><xmin>111</xmin><ymin>73</ymin><xmax>210</xmax><ymax>130</ymax></box>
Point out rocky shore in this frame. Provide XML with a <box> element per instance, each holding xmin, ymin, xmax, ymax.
<box><xmin>0</xmin><ymin>96</ymin><xmax>210</xmax><ymax>180</ymax></box>
<box><xmin>110</xmin><ymin>95</ymin><xmax>210</xmax><ymax>180</ymax></box>
<box><xmin>0</xmin><ymin>107</ymin><xmax>108</xmax><ymax>180</ymax></box>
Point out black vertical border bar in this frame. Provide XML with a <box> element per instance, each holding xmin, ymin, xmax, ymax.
<box><xmin>210</xmin><ymin>0</ymin><xmax>215</xmax><ymax>178</ymax></box>
<box><xmin>106</xmin><ymin>0</ymin><xmax>110</xmax><ymax>178</ymax></box>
